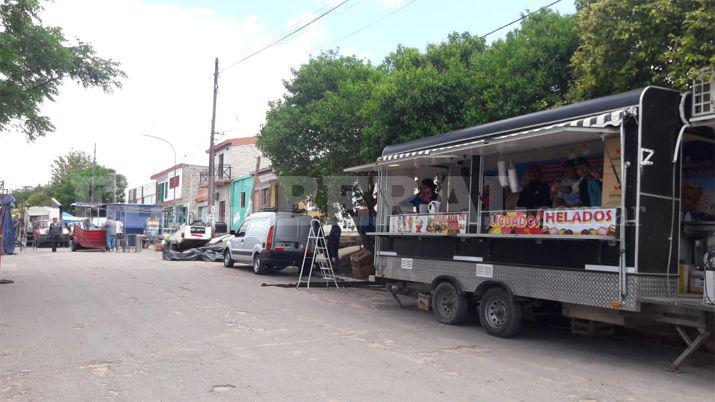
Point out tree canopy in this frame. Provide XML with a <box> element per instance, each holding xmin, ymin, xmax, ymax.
<box><xmin>50</xmin><ymin>150</ymin><xmax>92</xmax><ymax>184</ymax></box>
<box><xmin>0</xmin><ymin>0</ymin><xmax>125</xmax><ymax>140</ymax></box>
<box><xmin>569</xmin><ymin>0</ymin><xmax>715</xmax><ymax>100</ymax></box>
<box><xmin>12</xmin><ymin>150</ymin><xmax>126</xmax><ymax>211</ymax></box>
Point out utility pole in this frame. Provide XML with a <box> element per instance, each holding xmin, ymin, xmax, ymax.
<box><xmin>249</xmin><ymin>157</ymin><xmax>261</xmax><ymax>214</ymax></box>
<box><xmin>91</xmin><ymin>143</ymin><xmax>96</xmax><ymax>203</ymax></box>
<box><xmin>112</xmin><ymin>174</ymin><xmax>117</xmax><ymax>203</ymax></box>
<box><xmin>207</xmin><ymin>57</ymin><xmax>219</xmax><ymax>228</ymax></box>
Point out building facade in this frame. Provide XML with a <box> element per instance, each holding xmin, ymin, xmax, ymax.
<box><xmin>196</xmin><ymin>137</ymin><xmax>270</xmax><ymax>226</ymax></box>
<box><xmin>230</xmin><ymin>175</ymin><xmax>253</xmax><ymax>231</ymax></box>
<box><xmin>150</xmin><ymin>163</ymin><xmax>205</xmax><ymax>225</ymax></box>
<box><xmin>125</xmin><ymin>181</ymin><xmax>157</xmax><ymax>205</ymax></box>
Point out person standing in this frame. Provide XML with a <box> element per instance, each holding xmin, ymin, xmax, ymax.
<box><xmin>517</xmin><ymin>166</ymin><xmax>552</xmax><ymax>209</ymax></box>
<box><xmin>103</xmin><ymin>217</ymin><xmax>117</xmax><ymax>252</ymax></box>
<box><xmin>327</xmin><ymin>217</ymin><xmax>342</xmax><ymax>265</ymax></box>
<box><xmin>48</xmin><ymin>217</ymin><xmax>63</xmax><ymax>253</ymax></box>
<box><xmin>115</xmin><ymin>217</ymin><xmax>124</xmax><ymax>252</ymax></box>
<box><xmin>576</xmin><ymin>158</ymin><xmax>603</xmax><ymax>207</ymax></box>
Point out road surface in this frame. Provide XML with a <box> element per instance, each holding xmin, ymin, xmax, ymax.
<box><xmin>1</xmin><ymin>249</ymin><xmax>713</xmax><ymax>400</ymax></box>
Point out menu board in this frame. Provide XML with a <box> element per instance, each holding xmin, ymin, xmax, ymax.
<box><xmin>389</xmin><ymin>213</ymin><xmax>467</xmax><ymax>235</ymax></box>
<box><xmin>488</xmin><ymin>208</ymin><xmax>617</xmax><ymax>237</ymax></box>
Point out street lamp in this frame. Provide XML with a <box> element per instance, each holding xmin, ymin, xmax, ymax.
<box><xmin>141</xmin><ymin>134</ymin><xmax>177</xmax><ymax>226</ymax></box>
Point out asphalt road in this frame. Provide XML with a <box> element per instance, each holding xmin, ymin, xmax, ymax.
<box><xmin>1</xmin><ymin>249</ymin><xmax>713</xmax><ymax>401</ymax></box>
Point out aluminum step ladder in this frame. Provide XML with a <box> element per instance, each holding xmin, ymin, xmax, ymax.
<box><xmin>297</xmin><ymin>219</ymin><xmax>339</xmax><ymax>289</ymax></box>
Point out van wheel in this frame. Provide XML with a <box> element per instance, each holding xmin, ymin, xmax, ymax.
<box><xmin>432</xmin><ymin>281</ymin><xmax>469</xmax><ymax>325</ymax></box>
<box><xmin>70</xmin><ymin>239</ymin><xmax>77</xmax><ymax>251</ymax></box>
<box><xmin>479</xmin><ymin>287</ymin><xmax>522</xmax><ymax>338</ymax></box>
<box><xmin>223</xmin><ymin>250</ymin><xmax>234</xmax><ymax>268</ymax></box>
<box><xmin>252</xmin><ymin>255</ymin><xmax>269</xmax><ymax>275</ymax></box>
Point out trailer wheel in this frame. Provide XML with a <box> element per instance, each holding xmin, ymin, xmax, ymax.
<box><xmin>432</xmin><ymin>281</ymin><xmax>469</xmax><ymax>325</ymax></box>
<box><xmin>223</xmin><ymin>250</ymin><xmax>234</xmax><ymax>268</ymax></box>
<box><xmin>479</xmin><ymin>287</ymin><xmax>522</xmax><ymax>338</ymax></box>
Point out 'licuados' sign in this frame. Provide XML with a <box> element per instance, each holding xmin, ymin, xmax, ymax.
<box><xmin>488</xmin><ymin>208</ymin><xmax>617</xmax><ymax>237</ymax></box>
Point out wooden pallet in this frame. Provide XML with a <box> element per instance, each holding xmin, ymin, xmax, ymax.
<box><xmin>571</xmin><ymin>318</ymin><xmax>615</xmax><ymax>336</ymax></box>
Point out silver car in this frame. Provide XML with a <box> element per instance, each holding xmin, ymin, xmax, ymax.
<box><xmin>223</xmin><ymin>211</ymin><xmax>313</xmax><ymax>274</ymax></box>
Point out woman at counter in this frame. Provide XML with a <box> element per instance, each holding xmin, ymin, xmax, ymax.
<box><xmin>409</xmin><ymin>178</ymin><xmax>442</xmax><ymax>212</ymax></box>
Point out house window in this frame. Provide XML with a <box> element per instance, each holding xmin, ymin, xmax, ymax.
<box><xmin>240</xmin><ymin>192</ymin><xmax>246</xmax><ymax>208</ymax></box>
<box><xmin>169</xmin><ymin>175</ymin><xmax>180</xmax><ymax>189</ymax></box>
<box><xmin>218</xmin><ymin>154</ymin><xmax>224</xmax><ymax>178</ymax></box>
<box><xmin>157</xmin><ymin>182</ymin><xmax>166</xmax><ymax>202</ymax></box>
<box><xmin>262</xmin><ymin>188</ymin><xmax>269</xmax><ymax>206</ymax></box>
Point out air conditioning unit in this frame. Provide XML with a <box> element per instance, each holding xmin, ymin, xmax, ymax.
<box><xmin>692</xmin><ymin>67</ymin><xmax>714</xmax><ymax>118</ymax></box>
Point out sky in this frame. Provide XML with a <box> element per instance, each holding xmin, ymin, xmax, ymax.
<box><xmin>0</xmin><ymin>0</ymin><xmax>576</xmax><ymax>191</ymax></box>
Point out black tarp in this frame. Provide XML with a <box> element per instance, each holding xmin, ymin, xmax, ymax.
<box><xmin>162</xmin><ymin>246</ymin><xmax>223</xmax><ymax>262</ymax></box>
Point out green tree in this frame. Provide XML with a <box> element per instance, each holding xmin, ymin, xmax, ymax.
<box><xmin>569</xmin><ymin>0</ymin><xmax>715</xmax><ymax>100</ymax></box>
<box><xmin>470</xmin><ymin>10</ymin><xmax>578</xmax><ymax>118</ymax></box>
<box><xmin>52</xmin><ymin>165</ymin><xmax>126</xmax><ymax>211</ymax></box>
<box><xmin>366</xmin><ymin>11</ymin><xmax>577</xmax><ymax>151</ymax></box>
<box><xmin>365</xmin><ymin>32</ymin><xmax>487</xmax><ymax>150</ymax></box>
<box><xmin>0</xmin><ymin>0</ymin><xmax>125</xmax><ymax>140</ymax></box>
<box><xmin>258</xmin><ymin>51</ymin><xmax>384</xmax><ymax>220</ymax></box>
<box><xmin>24</xmin><ymin>187</ymin><xmax>51</xmax><ymax>206</ymax></box>
<box><xmin>50</xmin><ymin>150</ymin><xmax>92</xmax><ymax>184</ymax></box>
<box><xmin>10</xmin><ymin>184</ymin><xmax>43</xmax><ymax>206</ymax></box>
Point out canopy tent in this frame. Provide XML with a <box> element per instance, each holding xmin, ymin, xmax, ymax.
<box><xmin>0</xmin><ymin>194</ymin><xmax>16</xmax><ymax>255</ymax></box>
<box><xmin>61</xmin><ymin>211</ymin><xmax>84</xmax><ymax>223</ymax></box>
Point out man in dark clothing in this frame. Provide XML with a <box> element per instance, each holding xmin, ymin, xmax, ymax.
<box><xmin>327</xmin><ymin>217</ymin><xmax>342</xmax><ymax>265</ymax></box>
<box><xmin>517</xmin><ymin>166</ymin><xmax>552</xmax><ymax>209</ymax></box>
<box><xmin>48</xmin><ymin>217</ymin><xmax>63</xmax><ymax>252</ymax></box>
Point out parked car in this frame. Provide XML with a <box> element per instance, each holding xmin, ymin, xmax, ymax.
<box><xmin>34</xmin><ymin>219</ymin><xmax>70</xmax><ymax>247</ymax></box>
<box><xmin>222</xmin><ymin>211</ymin><xmax>313</xmax><ymax>274</ymax></box>
<box><xmin>167</xmin><ymin>220</ymin><xmax>212</xmax><ymax>250</ymax></box>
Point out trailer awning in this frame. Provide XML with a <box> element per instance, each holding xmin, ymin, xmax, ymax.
<box><xmin>378</xmin><ymin>108</ymin><xmax>630</xmax><ymax>163</ymax></box>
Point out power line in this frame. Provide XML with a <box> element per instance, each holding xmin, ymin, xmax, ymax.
<box><xmin>221</xmin><ymin>0</ymin><xmax>351</xmax><ymax>73</ymax></box>
<box><xmin>310</xmin><ymin>0</ymin><xmax>418</xmax><ymax>54</ymax></box>
<box><xmin>231</xmin><ymin>2</ymin><xmax>336</xmax><ymax>62</ymax></box>
<box><xmin>479</xmin><ymin>0</ymin><xmax>564</xmax><ymax>40</ymax></box>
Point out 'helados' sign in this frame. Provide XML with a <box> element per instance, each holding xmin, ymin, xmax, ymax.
<box><xmin>488</xmin><ymin>208</ymin><xmax>617</xmax><ymax>237</ymax></box>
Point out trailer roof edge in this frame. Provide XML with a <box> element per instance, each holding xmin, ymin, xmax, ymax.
<box><xmin>382</xmin><ymin>88</ymin><xmax>646</xmax><ymax>157</ymax></box>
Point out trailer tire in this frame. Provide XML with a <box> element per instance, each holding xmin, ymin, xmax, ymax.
<box><xmin>479</xmin><ymin>287</ymin><xmax>521</xmax><ymax>338</ymax></box>
<box><xmin>223</xmin><ymin>250</ymin><xmax>234</xmax><ymax>268</ymax></box>
<box><xmin>432</xmin><ymin>281</ymin><xmax>469</xmax><ymax>325</ymax></box>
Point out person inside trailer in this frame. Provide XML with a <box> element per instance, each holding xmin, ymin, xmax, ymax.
<box><xmin>550</xmin><ymin>160</ymin><xmax>582</xmax><ymax>207</ymax></box>
<box><xmin>408</xmin><ymin>178</ymin><xmax>442</xmax><ymax>212</ymax></box>
<box><xmin>575</xmin><ymin>157</ymin><xmax>603</xmax><ymax>207</ymax></box>
<box><xmin>516</xmin><ymin>166</ymin><xmax>551</xmax><ymax>209</ymax></box>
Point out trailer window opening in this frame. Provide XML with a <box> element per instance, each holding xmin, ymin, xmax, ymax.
<box><xmin>478</xmin><ymin>138</ymin><xmax>620</xmax><ymax>237</ymax></box>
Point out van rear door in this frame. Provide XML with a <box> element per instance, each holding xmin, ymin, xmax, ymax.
<box><xmin>274</xmin><ymin>215</ymin><xmax>311</xmax><ymax>252</ymax></box>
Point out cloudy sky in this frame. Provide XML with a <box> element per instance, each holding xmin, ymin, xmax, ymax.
<box><xmin>1</xmin><ymin>0</ymin><xmax>575</xmax><ymax>190</ymax></box>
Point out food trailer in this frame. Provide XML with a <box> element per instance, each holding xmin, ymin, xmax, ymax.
<box><xmin>347</xmin><ymin>85</ymin><xmax>714</xmax><ymax>370</ymax></box>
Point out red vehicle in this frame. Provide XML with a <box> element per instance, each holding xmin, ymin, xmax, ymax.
<box><xmin>69</xmin><ymin>222</ymin><xmax>106</xmax><ymax>251</ymax></box>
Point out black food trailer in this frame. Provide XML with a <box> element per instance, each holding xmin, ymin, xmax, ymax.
<box><xmin>347</xmin><ymin>85</ymin><xmax>715</xmax><ymax>370</ymax></box>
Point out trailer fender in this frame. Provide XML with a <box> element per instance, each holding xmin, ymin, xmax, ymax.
<box><xmin>430</xmin><ymin>276</ymin><xmax>466</xmax><ymax>295</ymax></box>
<box><xmin>474</xmin><ymin>281</ymin><xmax>515</xmax><ymax>301</ymax></box>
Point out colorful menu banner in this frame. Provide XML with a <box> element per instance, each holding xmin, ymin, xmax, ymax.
<box><xmin>488</xmin><ymin>208</ymin><xmax>617</xmax><ymax>237</ymax></box>
<box><xmin>389</xmin><ymin>213</ymin><xmax>467</xmax><ymax>235</ymax></box>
